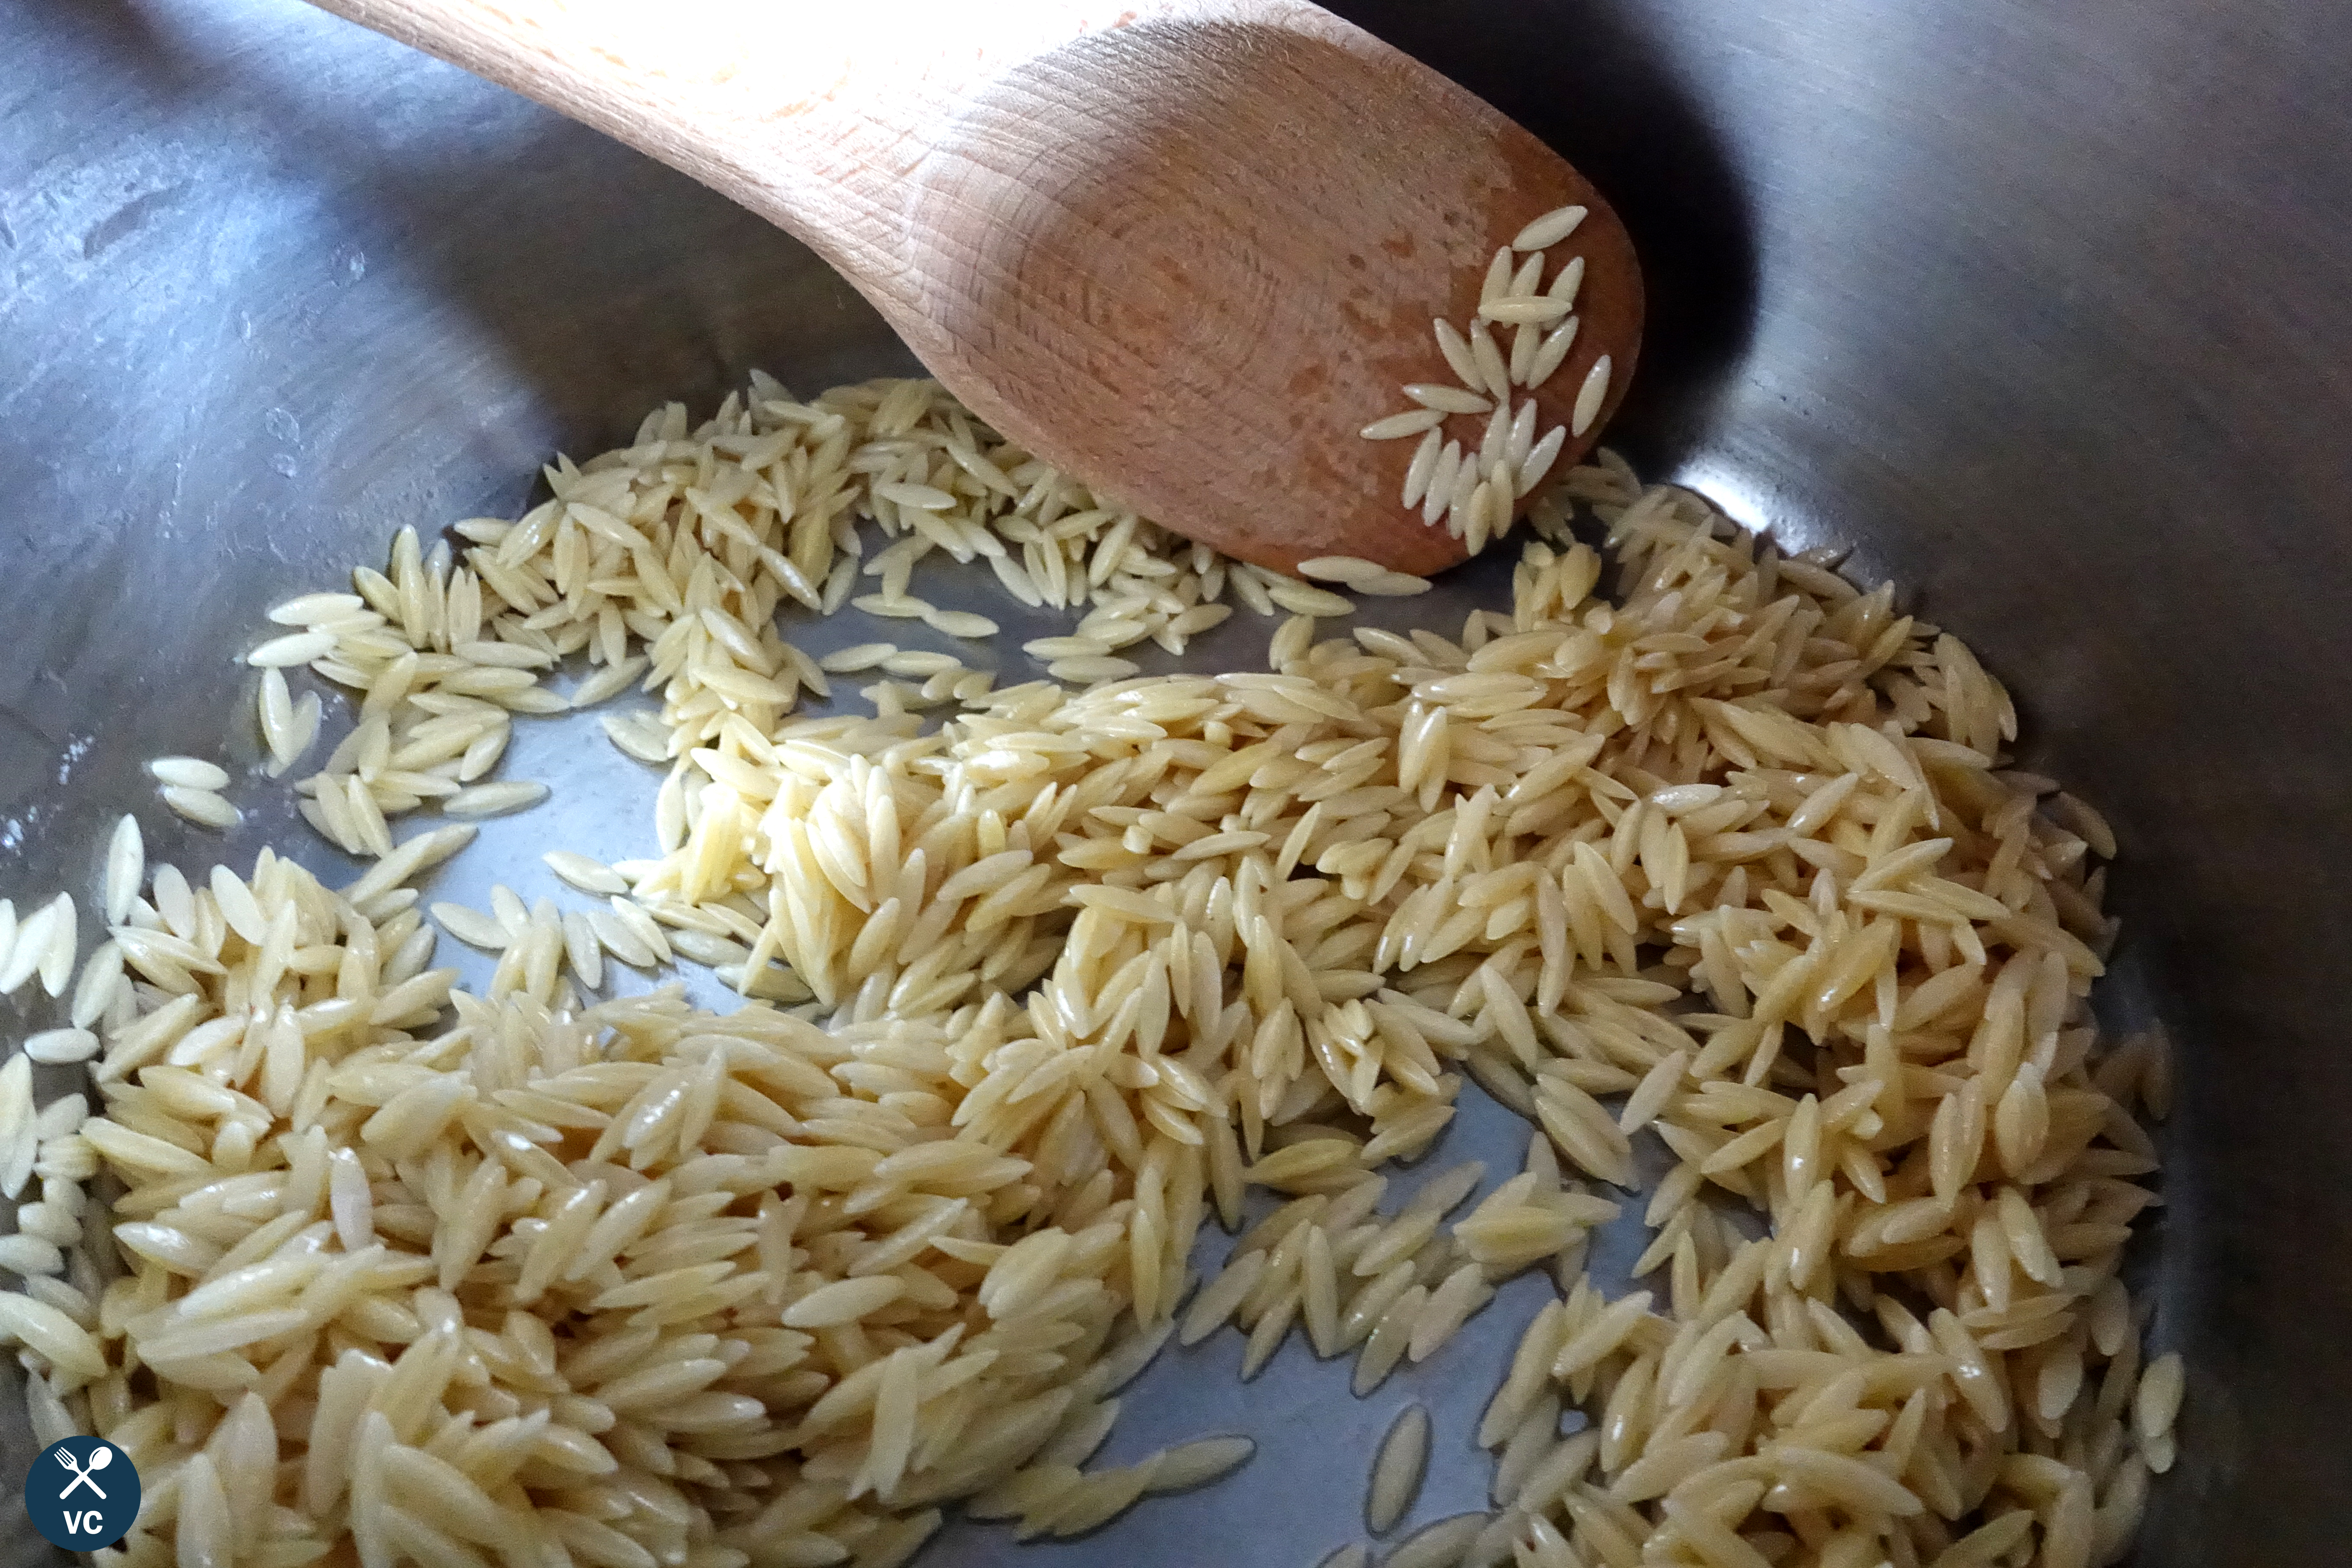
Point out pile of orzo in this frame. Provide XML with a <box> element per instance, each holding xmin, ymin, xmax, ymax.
<box><xmin>0</xmin><ymin>350</ymin><xmax>2174</xmax><ymax>1568</ymax></box>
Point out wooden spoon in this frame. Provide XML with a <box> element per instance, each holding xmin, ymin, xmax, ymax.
<box><xmin>309</xmin><ymin>0</ymin><xmax>1642</xmax><ymax>576</ymax></box>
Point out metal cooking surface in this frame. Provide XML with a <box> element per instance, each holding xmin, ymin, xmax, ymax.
<box><xmin>6</xmin><ymin>0</ymin><xmax>2352</xmax><ymax>1562</ymax></box>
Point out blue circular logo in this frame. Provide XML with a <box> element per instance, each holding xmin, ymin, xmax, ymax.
<box><xmin>25</xmin><ymin>1437</ymin><xmax>139</xmax><ymax>1551</ymax></box>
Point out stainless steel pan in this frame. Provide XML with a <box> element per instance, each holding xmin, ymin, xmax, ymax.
<box><xmin>6</xmin><ymin>0</ymin><xmax>2348</xmax><ymax>1559</ymax></box>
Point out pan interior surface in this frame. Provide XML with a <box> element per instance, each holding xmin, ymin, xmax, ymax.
<box><xmin>6</xmin><ymin>0</ymin><xmax>2350</xmax><ymax>1563</ymax></box>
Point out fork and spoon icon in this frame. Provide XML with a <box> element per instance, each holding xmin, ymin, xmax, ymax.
<box><xmin>55</xmin><ymin>1445</ymin><xmax>112</xmax><ymax>1500</ymax></box>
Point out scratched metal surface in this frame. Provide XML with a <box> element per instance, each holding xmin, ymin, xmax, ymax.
<box><xmin>9</xmin><ymin>0</ymin><xmax>2352</xmax><ymax>1562</ymax></box>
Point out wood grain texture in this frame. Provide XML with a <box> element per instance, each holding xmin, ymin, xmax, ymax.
<box><xmin>308</xmin><ymin>0</ymin><xmax>1641</xmax><ymax>574</ymax></box>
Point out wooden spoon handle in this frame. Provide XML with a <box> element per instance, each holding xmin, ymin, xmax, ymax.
<box><xmin>312</xmin><ymin>0</ymin><xmax>1258</xmax><ymax>309</ymax></box>
<box><xmin>312</xmin><ymin>0</ymin><xmax>1642</xmax><ymax>575</ymax></box>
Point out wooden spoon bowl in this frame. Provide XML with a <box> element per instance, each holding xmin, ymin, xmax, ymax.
<box><xmin>311</xmin><ymin>0</ymin><xmax>1642</xmax><ymax>576</ymax></box>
